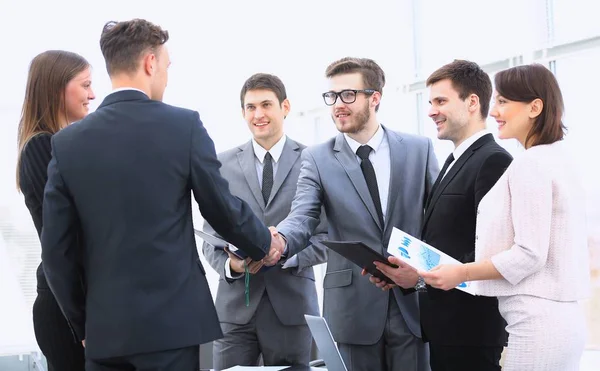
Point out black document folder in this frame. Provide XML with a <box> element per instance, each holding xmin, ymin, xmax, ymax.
<box><xmin>194</xmin><ymin>228</ymin><xmax>273</xmax><ymax>272</ymax></box>
<box><xmin>194</xmin><ymin>229</ymin><xmax>244</xmax><ymax>259</ymax></box>
<box><xmin>322</xmin><ymin>241</ymin><xmax>398</xmax><ymax>284</ymax></box>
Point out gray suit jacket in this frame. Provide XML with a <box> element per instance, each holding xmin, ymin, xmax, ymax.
<box><xmin>277</xmin><ymin>126</ymin><xmax>439</xmax><ymax>345</ymax></box>
<box><xmin>203</xmin><ymin>137</ymin><xmax>328</xmax><ymax>326</ymax></box>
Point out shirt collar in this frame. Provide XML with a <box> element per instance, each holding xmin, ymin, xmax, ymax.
<box><xmin>252</xmin><ymin>134</ymin><xmax>287</xmax><ymax>163</ymax></box>
<box><xmin>108</xmin><ymin>87</ymin><xmax>148</xmax><ymax>97</ymax></box>
<box><xmin>344</xmin><ymin>124</ymin><xmax>385</xmax><ymax>155</ymax></box>
<box><xmin>453</xmin><ymin>129</ymin><xmax>489</xmax><ymax>161</ymax></box>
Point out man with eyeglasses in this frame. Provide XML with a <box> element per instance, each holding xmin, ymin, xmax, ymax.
<box><xmin>274</xmin><ymin>57</ymin><xmax>439</xmax><ymax>371</ymax></box>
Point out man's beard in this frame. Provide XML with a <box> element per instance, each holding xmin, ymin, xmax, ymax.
<box><xmin>334</xmin><ymin>103</ymin><xmax>370</xmax><ymax>134</ymax></box>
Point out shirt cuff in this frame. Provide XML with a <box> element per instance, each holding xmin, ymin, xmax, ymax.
<box><xmin>224</xmin><ymin>257</ymin><xmax>244</xmax><ymax>280</ymax></box>
<box><xmin>279</xmin><ymin>233</ymin><xmax>289</xmax><ymax>259</ymax></box>
<box><xmin>282</xmin><ymin>255</ymin><xmax>299</xmax><ymax>269</ymax></box>
<box><xmin>283</xmin><ymin>242</ymin><xmax>289</xmax><ymax>257</ymax></box>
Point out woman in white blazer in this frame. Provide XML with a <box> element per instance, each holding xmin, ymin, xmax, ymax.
<box><xmin>421</xmin><ymin>64</ymin><xmax>591</xmax><ymax>371</ymax></box>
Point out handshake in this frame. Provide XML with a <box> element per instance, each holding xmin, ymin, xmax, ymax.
<box><xmin>227</xmin><ymin>226</ymin><xmax>286</xmax><ymax>274</ymax></box>
<box><xmin>264</xmin><ymin>226</ymin><xmax>286</xmax><ymax>266</ymax></box>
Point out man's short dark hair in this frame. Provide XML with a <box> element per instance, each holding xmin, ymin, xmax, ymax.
<box><xmin>325</xmin><ymin>57</ymin><xmax>385</xmax><ymax>111</ymax></box>
<box><xmin>240</xmin><ymin>73</ymin><xmax>287</xmax><ymax>109</ymax></box>
<box><xmin>426</xmin><ymin>60</ymin><xmax>492</xmax><ymax>119</ymax></box>
<box><xmin>100</xmin><ymin>18</ymin><xmax>169</xmax><ymax>76</ymax></box>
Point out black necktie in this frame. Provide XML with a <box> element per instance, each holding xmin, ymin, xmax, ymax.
<box><xmin>262</xmin><ymin>152</ymin><xmax>273</xmax><ymax>204</ymax></box>
<box><xmin>356</xmin><ymin>145</ymin><xmax>384</xmax><ymax>227</ymax></box>
<box><xmin>427</xmin><ymin>153</ymin><xmax>455</xmax><ymax>209</ymax></box>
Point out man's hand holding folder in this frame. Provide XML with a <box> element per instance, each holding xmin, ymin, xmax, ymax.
<box><xmin>226</xmin><ymin>247</ymin><xmax>264</xmax><ymax>274</ymax></box>
<box><xmin>366</xmin><ymin>257</ymin><xmax>419</xmax><ymax>291</ymax></box>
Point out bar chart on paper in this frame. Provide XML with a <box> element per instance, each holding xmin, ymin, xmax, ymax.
<box><xmin>386</xmin><ymin>227</ymin><xmax>476</xmax><ymax>295</ymax></box>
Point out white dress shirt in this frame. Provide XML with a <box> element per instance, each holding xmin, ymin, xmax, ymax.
<box><xmin>225</xmin><ymin>135</ymin><xmax>287</xmax><ymax>279</ymax></box>
<box><xmin>344</xmin><ymin>125</ymin><xmax>391</xmax><ymax>221</ymax></box>
<box><xmin>443</xmin><ymin>130</ymin><xmax>490</xmax><ymax>177</ymax></box>
<box><xmin>252</xmin><ymin>134</ymin><xmax>286</xmax><ymax>188</ymax></box>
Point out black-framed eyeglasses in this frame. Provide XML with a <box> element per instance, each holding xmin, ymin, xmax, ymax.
<box><xmin>322</xmin><ymin>89</ymin><xmax>377</xmax><ymax>106</ymax></box>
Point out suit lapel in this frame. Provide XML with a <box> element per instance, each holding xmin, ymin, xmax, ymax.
<box><xmin>384</xmin><ymin>129</ymin><xmax>406</xmax><ymax>236</ymax></box>
<box><xmin>268</xmin><ymin>138</ymin><xmax>300</xmax><ymax>205</ymax></box>
<box><xmin>236</xmin><ymin>141</ymin><xmax>265</xmax><ymax>210</ymax></box>
<box><xmin>333</xmin><ymin>134</ymin><xmax>383</xmax><ymax>231</ymax></box>
<box><xmin>422</xmin><ymin>134</ymin><xmax>494</xmax><ymax>227</ymax></box>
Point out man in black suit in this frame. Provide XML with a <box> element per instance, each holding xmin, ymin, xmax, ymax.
<box><xmin>40</xmin><ymin>19</ymin><xmax>284</xmax><ymax>371</ymax></box>
<box><xmin>371</xmin><ymin>60</ymin><xmax>512</xmax><ymax>370</ymax></box>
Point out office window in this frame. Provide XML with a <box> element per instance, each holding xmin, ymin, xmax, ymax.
<box><xmin>413</xmin><ymin>0</ymin><xmax>549</xmax><ymax>80</ymax></box>
<box><xmin>552</xmin><ymin>0</ymin><xmax>600</xmax><ymax>44</ymax></box>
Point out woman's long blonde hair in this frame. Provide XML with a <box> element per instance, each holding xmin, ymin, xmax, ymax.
<box><xmin>16</xmin><ymin>50</ymin><xmax>89</xmax><ymax>190</ymax></box>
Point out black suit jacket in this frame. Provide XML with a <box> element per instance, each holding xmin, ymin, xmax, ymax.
<box><xmin>19</xmin><ymin>133</ymin><xmax>62</xmax><ymax>290</ymax></box>
<box><xmin>420</xmin><ymin>133</ymin><xmax>512</xmax><ymax>347</ymax></box>
<box><xmin>41</xmin><ymin>90</ymin><xmax>271</xmax><ymax>360</ymax></box>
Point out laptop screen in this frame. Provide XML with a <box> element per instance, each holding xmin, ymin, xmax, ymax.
<box><xmin>304</xmin><ymin>315</ymin><xmax>348</xmax><ymax>371</ymax></box>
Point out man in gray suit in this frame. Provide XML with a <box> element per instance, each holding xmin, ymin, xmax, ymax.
<box><xmin>202</xmin><ymin>73</ymin><xmax>328</xmax><ymax>370</ymax></box>
<box><xmin>274</xmin><ymin>57</ymin><xmax>439</xmax><ymax>371</ymax></box>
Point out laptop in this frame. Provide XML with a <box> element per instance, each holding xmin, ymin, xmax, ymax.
<box><xmin>304</xmin><ymin>315</ymin><xmax>348</xmax><ymax>371</ymax></box>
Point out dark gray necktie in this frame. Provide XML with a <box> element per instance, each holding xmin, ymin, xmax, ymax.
<box><xmin>262</xmin><ymin>152</ymin><xmax>273</xmax><ymax>204</ymax></box>
<box><xmin>356</xmin><ymin>145</ymin><xmax>384</xmax><ymax>226</ymax></box>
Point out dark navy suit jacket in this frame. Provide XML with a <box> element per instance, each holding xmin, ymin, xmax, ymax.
<box><xmin>41</xmin><ymin>90</ymin><xmax>271</xmax><ymax>359</ymax></box>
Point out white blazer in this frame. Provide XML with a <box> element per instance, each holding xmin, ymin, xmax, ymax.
<box><xmin>474</xmin><ymin>141</ymin><xmax>590</xmax><ymax>301</ymax></box>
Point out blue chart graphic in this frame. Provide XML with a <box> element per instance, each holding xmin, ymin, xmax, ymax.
<box><xmin>417</xmin><ymin>244</ymin><xmax>440</xmax><ymax>271</ymax></box>
<box><xmin>393</xmin><ymin>231</ymin><xmax>470</xmax><ymax>292</ymax></box>
<box><xmin>397</xmin><ymin>236</ymin><xmax>440</xmax><ymax>271</ymax></box>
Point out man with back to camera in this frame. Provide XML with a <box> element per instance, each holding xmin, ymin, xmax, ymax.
<box><xmin>272</xmin><ymin>57</ymin><xmax>440</xmax><ymax>371</ymax></box>
<box><xmin>372</xmin><ymin>60</ymin><xmax>512</xmax><ymax>371</ymax></box>
<box><xmin>202</xmin><ymin>72</ymin><xmax>328</xmax><ymax>370</ymax></box>
<box><xmin>40</xmin><ymin>18</ymin><xmax>284</xmax><ymax>371</ymax></box>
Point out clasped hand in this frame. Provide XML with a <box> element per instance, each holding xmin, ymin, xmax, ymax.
<box><xmin>262</xmin><ymin>226</ymin><xmax>285</xmax><ymax>266</ymax></box>
<box><xmin>228</xmin><ymin>227</ymin><xmax>285</xmax><ymax>270</ymax></box>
